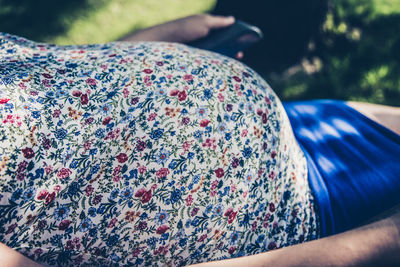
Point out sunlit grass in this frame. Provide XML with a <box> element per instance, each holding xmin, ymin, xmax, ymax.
<box><xmin>371</xmin><ymin>0</ymin><xmax>400</xmax><ymax>16</ymax></box>
<box><xmin>50</xmin><ymin>0</ymin><xmax>216</xmax><ymax>45</ymax></box>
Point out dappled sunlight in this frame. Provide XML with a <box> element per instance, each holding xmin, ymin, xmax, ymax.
<box><xmin>298</xmin><ymin>128</ymin><xmax>317</xmax><ymax>142</ymax></box>
<box><xmin>319</xmin><ymin>122</ymin><xmax>341</xmax><ymax>139</ymax></box>
<box><xmin>331</xmin><ymin>118</ymin><xmax>359</xmax><ymax>135</ymax></box>
<box><xmin>316</xmin><ymin>154</ymin><xmax>338</xmax><ymax>174</ymax></box>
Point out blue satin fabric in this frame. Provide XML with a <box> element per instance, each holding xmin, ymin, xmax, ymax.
<box><xmin>283</xmin><ymin>100</ymin><xmax>400</xmax><ymax>237</ymax></box>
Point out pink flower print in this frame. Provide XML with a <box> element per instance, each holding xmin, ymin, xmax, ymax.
<box><xmin>269</xmin><ymin>203</ymin><xmax>276</xmax><ymax>212</ymax></box>
<box><xmin>183</xmin><ymin>74</ymin><xmax>193</xmax><ymax>81</ymax></box>
<box><xmin>211</xmin><ymin>180</ymin><xmax>219</xmax><ymax>190</ymax></box>
<box><xmin>37</xmin><ymin>190</ymin><xmax>49</xmax><ymax>200</ymax></box>
<box><xmin>22</xmin><ymin>147</ymin><xmax>35</xmax><ymax>159</ymax></box>
<box><xmin>0</xmin><ymin>98</ymin><xmax>10</xmax><ymax>104</ymax></box>
<box><xmin>53</xmin><ymin>185</ymin><xmax>62</xmax><ymax>192</ymax></box>
<box><xmin>138</xmin><ymin>165</ymin><xmax>147</xmax><ymax>174</ymax></box>
<box><xmin>268</xmin><ymin>171</ymin><xmax>275</xmax><ymax>180</ymax></box>
<box><xmin>228</xmin><ymin>211</ymin><xmax>238</xmax><ymax>224</ymax></box>
<box><xmin>143</xmin><ymin>76</ymin><xmax>152</xmax><ymax>86</ymax></box>
<box><xmin>156</xmin><ymin>225</ymin><xmax>169</xmax><ymax>234</ymax></box>
<box><xmin>44</xmin><ymin>165</ymin><xmax>53</xmax><ymax>175</ymax></box>
<box><xmin>156</xmin><ymin>168</ymin><xmax>170</xmax><ymax>179</ymax></box>
<box><xmin>53</xmin><ymin>109</ymin><xmax>61</xmax><ymax>118</ymax></box>
<box><xmin>84</xmin><ymin>141</ymin><xmax>91</xmax><ymax>151</ymax></box>
<box><xmin>72</xmin><ymin>90</ymin><xmax>82</xmax><ymax>97</ymax></box>
<box><xmin>42</xmin><ymin>80</ymin><xmax>51</xmax><ymax>87</ymax></box>
<box><xmin>20</xmin><ymin>83</ymin><xmax>27</xmax><ymax>90</ymax></box>
<box><xmin>262</xmin><ymin>113</ymin><xmax>268</xmax><ymax>124</ymax></box>
<box><xmin>135</xmin><ymin>188</ymin><xmax>146</xmax><ymax>198</ymax></box>
<box><xmin>59</xmin><ymin>220</ymin><xmax>71</xmax><ymax>230</ymax></box>
<box><xmin>116</xmin><ymin>153</ymin><xmax>128</xmax><ymax>163</ymax></box>
<box><xmin>197</xmin><ymin>234</ymin><xmax>207</xmax><ymax>242</ymax></box>
<box><xmin>141</xmin><ymin>190</ymin><xmax>152</xmax><ymax>203</ymax></box>
<box><xmin>200</xmin><ymin>119</ymin><xmax>210</xmax><ymax>127</ymax></box>
<box><xmin>233</xmin><ymin>76</ymin><xmax>241</xmax><ymax>82</ymax></box>
<box><xmin>142</xmin><ymin>69</ymin><xmax>153</xmax><ymax>74</ymax></box>
<box><xmin>57</xmin><ymin>168</ymin><xmax>72</xmax><ymax>179</ymax></box>
<box><xmin>191</xmin><ymin>207</ymin><xmax>199</xmax><ymax>216</ymax></box>
<box><xmin>80</xmin><ymin>94</ymin><xmax>89</xmax><ymax>105</ymax></box>
<box><xmin>214</xmin><ymin>168</ymin><xmax>224</xmax><ymax>178</ymax></box>
<box><xmin>113</xmin><ymin>175</ymin><xmax>121</xmax><ymax>183</ymax></box>
<box><xmin>231</xmin><ymin>184</ymin><xmax>237</xmax><ymax>193</ymax></box>
<box><xmin>185</xmin><ymin>195</ymin><xmax>193</xmax><ymax>206</ymax></box>
<box><xmin>85</xmin><ymin>78</ymin><xmax>97</xmax><ymax>85</ymax></box>
<box><xmin>251</xmin><ymin>221</ymin><xmax>257</xmax><ymax>231</ymax></box>
<box><xmin>178</xmin><ymin>90</ymin><xmax>187</xmax><ymax>101</ymax></box>
<box><xmin>224</xmin><ymin>208</ymin><xmax>234</xmax><ymax>217</ymax></box>
<box><xmin>202</xmin><ymin>138</ymin><xmax>216</xmax><ymax>149</ymax></box>
<box><xmin>234</xmin><ymin>84</ymin><xmax>243</xmax><ymax>96</ymax></box>
<box><xmin>182</xmin><ymin>141</ymin><xmax>191</xmax><ymax>152</ymax></box>
<box><xmin>102</xmin><ymin>116</ymin><xmax>112</xmax><ymax>125</ymax></box>
<box><xmin>147</xmin><ymin>113</ymin><xmax>157</xmax><ymax>121</ymax></box>
<box><xmin>108</xmin><ymin>218</ymin><xmax>118</xmax><ymax>228</ymax></box>
<box><xmin>42</xmin><ymin>73</ymin><xmax>53</xmax><ymax>79</ymax></box>
<box><xmin>123</xmin><ymin>88</ymin><xmax>129</xmax><ymax>98</ymax></box>
<box><xmin>45</xmin><ymin>192</ymin><xmax>56</xmax><ymax>205</ymax></box>
<box><xmin>85</xmin><ymin>185</ymin><xmax>94</xmax><ymax>196</ymax></box>
<box><xmin>228</xmin><ymin>247</ymin><xmax>236</xmax><ymax>254</ymax></box>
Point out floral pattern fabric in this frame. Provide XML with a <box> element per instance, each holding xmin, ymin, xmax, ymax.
<box><xmin>0</xmin><ymin>33</ymin><xmax>318</xmax><ymax>266</ymax></box>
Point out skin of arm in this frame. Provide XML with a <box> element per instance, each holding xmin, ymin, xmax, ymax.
<box><xmin>1</xmin><ymin>207</ymin><xmax>399</xmax><ymax>267</ymax></box>
<box><xmin>118</xmin><ymin>14</ymin><xmax>235</xmax><ymax>43</ymax></box>
<box><xmin>190</xmin><ymin>207</ymin><xmax>400</xmax><ymax>267</ymax></box>
<box><xmin>119</xmin><ymin>14</ymin><xmax>243</xmax><ymax>59</ymax></box>
<box><xmin>0</xmin><ymin>242</ymin><xmax>43</xmax><ymax>267</ymax></box>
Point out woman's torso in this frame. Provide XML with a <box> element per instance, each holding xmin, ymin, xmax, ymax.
<box><xmin>0</xmin><ymin>33</ymin><xmax>318</xmax><ymax>266</ymax></box>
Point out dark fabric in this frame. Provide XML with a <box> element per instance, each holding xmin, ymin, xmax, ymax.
<box><xmin>284</xmin><ymin>100</ymin><xmax>400</xmax><ymax>236</ymax></box>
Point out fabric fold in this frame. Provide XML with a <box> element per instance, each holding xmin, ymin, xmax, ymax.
<box><xmin>284</xmin><ymin>100</ymin><xmax>400</xmax><ymax>236</ymax></box>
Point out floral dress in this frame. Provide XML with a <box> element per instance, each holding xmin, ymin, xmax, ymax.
<box><xmin>0</xmin><ymin>33</ymin><xmax>318</xmax><ymax>266</ymax></box>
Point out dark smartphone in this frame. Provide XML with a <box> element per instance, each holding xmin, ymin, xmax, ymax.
<box><xmin>187</xmin><ymin>20</ymin><xmax>263</xmax><ymax>57</ymax></box>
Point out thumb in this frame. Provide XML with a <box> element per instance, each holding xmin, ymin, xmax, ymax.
<box><xmin>206</xmin><ymin>15</ymin><xmax>235</xmax><ymax>29</ymax></box>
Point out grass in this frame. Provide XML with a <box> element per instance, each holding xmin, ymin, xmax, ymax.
<box><xmin>1</xmin><ymin>0</ymin><xmax>399</xmax><ymax>105</ymax></box>
<box><xmin>48</xmin><ymin>0</ymin><xmax>216</xmax><ymax>45</ymax></box>
<box><xmin>267</xmin><ymin>0</ymin><xmax>400</xmax><ymax>106</ymax></box>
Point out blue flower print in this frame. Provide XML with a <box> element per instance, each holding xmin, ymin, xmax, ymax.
<box><xmin>217</xmin><ymin>123</ymin><xmax>227</xmax><ymax>133</ymax></box>
<box><xmin>155</xmin><ymin>210</ymin><xmax>170</xmax><ymax>225</ymax></box>
<box><xmin>155</xmin><ymin>148</ymin><xmax>170</xmax><ymax>165</ymax></box>
<box><xmin>150</xmin><ymin>128</ymin><xmax>164</xmax><ymax>140</ymax></box>
<box><xmin>54</xmin><ymin>128</ymin><xmax>67</xmax><ymax>140</ymax></box>
<box><xmin>195</xmin><ymin>107</ymin><xmax>208</xmax><ymax>119</ymax></box>
<box><xmin>79</xmin><ymin>218</ymin><xmax>93</xmax><ymax>232</ymax></box>
<box><xmin>213</xmin><ymin>204</ymin><xmax>224</xmax><ymax>216</ymax></box>
<box><xmin>54</xmin><ymin>205</ymin><xmax>70</xmax><ymax>221</ymax></box>
<box><xmin>242</xmin><ymin>147</ymin><xmax>253</xmax><ymax>159</ymax></box>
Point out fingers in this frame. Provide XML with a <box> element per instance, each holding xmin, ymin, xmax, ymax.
<box><xmin>206</xmin><ymin>15</ymin><xmax>235</xmax><ymax>29</ymax></box>
<box><xmin>235</xmin><ymin>51</ymin><xmax>244</xmax><ymax>60</ymax></box>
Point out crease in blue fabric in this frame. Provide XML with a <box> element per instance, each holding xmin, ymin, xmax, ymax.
<box><xmin>283</xmin><ymin>99</ymin><xmax>400</xmax><ymax>236</ymax></box>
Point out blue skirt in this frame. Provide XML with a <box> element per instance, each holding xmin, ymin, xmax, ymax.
<box><xmin>284</xmin><ymin>100</ymin><xmax>400</xmax><ymax>237</ymax></box>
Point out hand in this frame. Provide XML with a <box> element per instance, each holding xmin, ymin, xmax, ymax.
<box><xmin>119</xmin><ymin>14</ymin><xmax>243</xmax><ymax>60</ymax></box>
<box><xmin>166</xmin><ymin>14</ymin><xmax>243</xmax><ymax>59</ymax></box>
<box><xmin>163</xmin><ymin>14</ymin><xmax>235</xmax><ymax>43</ymax></box>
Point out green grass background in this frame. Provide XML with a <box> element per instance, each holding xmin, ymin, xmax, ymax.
<box><xmin>1</xmin><ymin>0</ymin><xmax>400</xmax><ymax>106</ymax></box>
